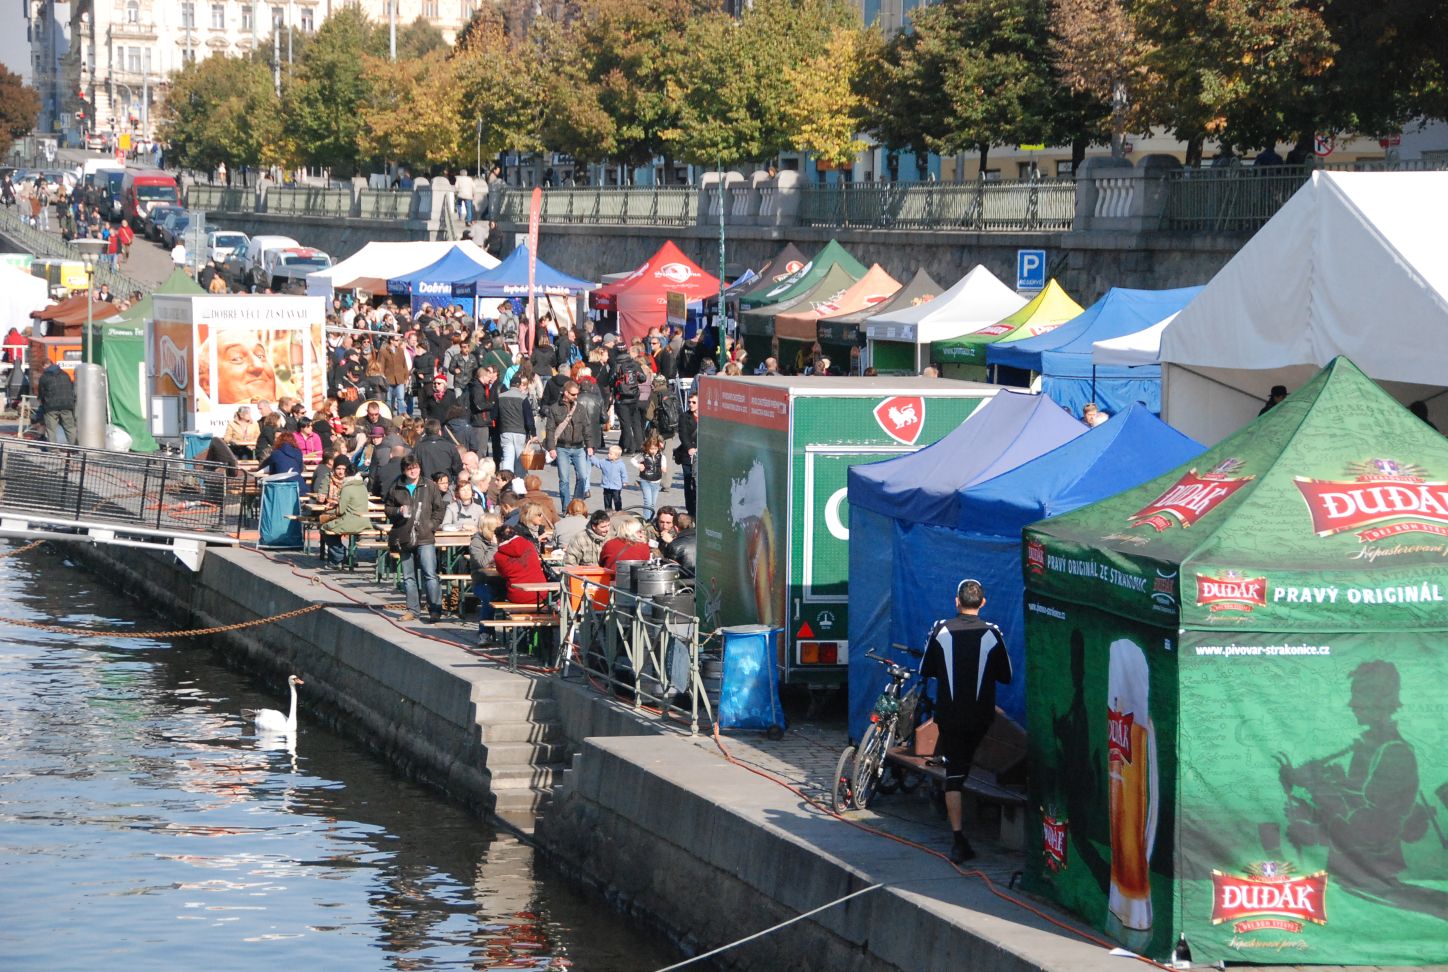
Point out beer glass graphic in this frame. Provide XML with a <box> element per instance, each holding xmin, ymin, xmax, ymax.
<box><xmin>1107</xmin><ymin>638</ymin><xmax>1159</xmax><ymax>931</ymax></box>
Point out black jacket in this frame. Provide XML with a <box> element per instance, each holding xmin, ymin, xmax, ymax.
<box><xmin>421</xmin><ymin>388</ymin><xmax>458</xmax><ymax>424</ymax></box>
<box><xmin>38</xmin><ymin>364</ymin><xmax>75</xmax><ymax>411</ymax></box>
<box><xmin>384</xmin><ymin>477</ymin><xmax>446</xmax><ymax>551</ymax></box>
<box><xmin>675</xmin><ymin>410</ymin><xmax>697</xmax><ymax>465</ymax></box>
<box><xmin>663</xmin><ymin>529</ymin><xmax>696</xmax><ymax>576</ymax></box>
<box><xmin>414</xmin><ymin>433</ymin><xmax>462</xmax><ymax>482</ymax></box>
<box><xmin>467</xmin><ymin>377</ymin><xmax>498</xmax><ymax>428</ymax></box>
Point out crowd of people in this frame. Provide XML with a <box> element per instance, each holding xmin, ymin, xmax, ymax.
<box><xmin>238</xmin><ymin>298</ymin><xmax>705</xmax><ymax>634</ymax></box>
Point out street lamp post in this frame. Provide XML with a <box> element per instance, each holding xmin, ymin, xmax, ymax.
<box><xmin>81</xmin><ymin>252</ymin><xmax>99</xmax><ymax>364</ymax></box>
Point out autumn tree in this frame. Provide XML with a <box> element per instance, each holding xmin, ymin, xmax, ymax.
<box><xmin>569</xmin><ymin>0</ymin><xmax>710</xmax><ymax>169</ymax></box>
<box><xmin>665</xmin><ymin>0</ymin><xmax>859</xmax><ymax>166</ymax></box>
<box><xmin>359</xmin><ymin>55</ymin><xmax>463</xmax><ymax>168</ymax></box>
<box><xmin>1048</xmin><ymin>0</ymin><xmax>1141</xmax><ymax>158</ymax></box>
<box><xmin>0</xmin><ymin>65</ymin><xmax>41</xmax><ymax>159</ymax></box>
<box><xmin>782</xmin><ymin>27</ymin><xmax>882</xmax><ymax>170</ymax></box>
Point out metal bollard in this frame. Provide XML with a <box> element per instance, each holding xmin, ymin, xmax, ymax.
<box><xmin>74</xmin><ymin>363</ymin><xmax>108</xmax><ymax>450</ymax></box>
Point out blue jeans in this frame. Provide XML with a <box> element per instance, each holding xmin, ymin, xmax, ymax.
<box><xmin>388</xmin><ymin>382</ymin><xmax>407</xmax><ymax>415</ymax></box>
<box><xmin>639</xmin><ymin>479</ymin><xmax>661</xmax><ymax>520</ymax></box>
<box><xmin>501</xmin><ymin>431</ymin><xmax>528</xmax><ymax>475</ymax></box>
<box><xmin>460</xmin><ymin>198</ymin><xmax>475</xmax><ymax>223</ymax></box>
<box><xmin>555</xmin><ymin>446</ymin><xmax>590</xmax><ymax>506</ymax></box>
<box><xmin>399</xmin><ymin>543</ymin><xmax>440</xmax><ymax>616</ymax></box>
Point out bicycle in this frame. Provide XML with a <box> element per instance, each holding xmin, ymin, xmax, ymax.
<box><xmin>831</xmin><ymin>647</ymin><xmax>926</xmax><ymax>813</ymax></box>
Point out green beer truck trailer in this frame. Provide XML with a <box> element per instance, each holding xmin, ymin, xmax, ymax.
<box><xmin>695</xmin><ymin>375</ymin><xmax>997</xmax><ymax>687</ymax></box>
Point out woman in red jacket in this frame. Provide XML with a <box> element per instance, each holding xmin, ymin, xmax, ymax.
<box><xmin>493</xmin><ymin>525</ymin><xmax>547</xmax><ymax>603</ymax></box>
<box><xmin>598</xmin><ymin>514</ymin><xmax>652</xmax><ymax>571</ymax></box>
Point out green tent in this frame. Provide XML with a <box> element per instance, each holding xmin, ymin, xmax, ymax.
<box><xmin>738</xmin><ymin>239</ymin><xmax>866</xmax><ymax>311</ymax></box>
<box><xmin>1021</xmin><ymin>357</ymin><xmax>1448</xmax><ymax>966</ymax></box>
<box><xmin>92</xmin><ymin>268</ymin><xmax>204</xmax><ymax>452</ymax></box>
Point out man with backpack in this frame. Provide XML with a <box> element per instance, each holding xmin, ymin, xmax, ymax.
<box><xmin>612</xmin><ymin>348</ymin><xmax>648</xmax><ymax>454</ymax></box>
<box><xmin>646</xmin><ymin>374</ymin><xmax>681</xmax><ymax>444</ymax></box>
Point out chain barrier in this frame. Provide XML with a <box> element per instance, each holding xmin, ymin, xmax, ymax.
<box><xmin>0</xmin><ymin>602</ymin><xmax>325</xmax><ymax>639</ymax></box>
<box><xmin>0</xmin><ymin>540</ymin><xmax>44</xmax><ymax>559</ymax></box>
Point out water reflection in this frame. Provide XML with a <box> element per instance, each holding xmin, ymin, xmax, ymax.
<box><xmin>0</xmin><ymin>544</ymin><xmax>679</xmax><ymax>970</ymax></box>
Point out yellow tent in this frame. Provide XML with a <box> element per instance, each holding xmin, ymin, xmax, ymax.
<box><xmin>931</xmin><ymin>279</ymin><xmax>1083</xmax><ymax>367</ymax></box>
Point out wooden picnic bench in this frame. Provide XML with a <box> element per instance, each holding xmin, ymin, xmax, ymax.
<box><xmin>885</xmin><ymin>709</ymin><xmax>1029</xmax><ymax>849</ymax></box>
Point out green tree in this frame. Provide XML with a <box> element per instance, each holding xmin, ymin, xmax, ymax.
<box><xmin>276</xmin><ymin>7</ymin><xmax>377</xmax><ymax>172</ymax></box>
<box><xmin>1048</xmin><ymin>0</ymin><xmax>1141</xmax><ymax>158</ymax></box>
<box><xmin>157</xmin><ymin>54</ymin><xmax>279</xmax><ymax>172</ymax></box>
<box><xmin>880</xmin><ymin>0</ymin><xmax>1059</xmax><ymax>173</ymax></box>
<box><xmin>393</xmin><ymin>16</ymin><xmax>446</xmax><ymax>59</ymax></box>
<box><xmin>0</xmin><ymin>65</ymin><xmax>41</xmax><ymax>159</ymax></box>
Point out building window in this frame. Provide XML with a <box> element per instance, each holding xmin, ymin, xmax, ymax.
<box><xmin>127</xmin><ymin>46</ymin><xmax>140</xmax><ymax>72</ymax></box>
<box><xmin>422</xmin><ymin>0</ymin><xmax>436</xmax><ymax>16</ymax></box>
<box><xmin>241</xmin><ymin>3</ymin><xmax>252</xmax><ymax>29</ymax></box>
<box><xmin>126</xmin><ymin>0</ymin><xmax>139</xmax><ymax>23</ymax></box>
<box><xmin>211</xmin><ymin>3</ymin><xmax>224</xmax><ymax>28</ymax></box>
<box><xmin>143</xmin><ymin>47</ymin><xmax>152</xmax><ymax>72</ymax></box>
<box><xmin>181</xmin><ymin>2</ymin><xmax>195</xmax><ymax>27</ymax></box>
<box><xmin>182</xmin><ymin>47</ymin><xmax>196</xmax><ymax>62</ymax></box>
<box><xmin>271</xmin><ymin>4</ymin><xmax>283</xmax><ymax>27</ymax></box>
<box><xmin>299</xmin><ymin>6</ymin><xmax>313</xmax><ymax>30</ymax></box>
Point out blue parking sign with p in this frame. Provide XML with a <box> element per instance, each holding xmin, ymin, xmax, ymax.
<box><xmin>1016</xmin><ymin>249</ymin><xmax>1046</xmax><ymax>293</ymax></box>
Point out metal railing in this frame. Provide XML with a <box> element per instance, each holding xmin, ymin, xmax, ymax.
<box><xmin>556</xmin><ymin>569</ymin><xmax>715</xmax><ymax>735</ymax></box>
<box><xmin>186</xmin><ymin>184</ymin><xmax>253</xmax><ymax>213</ymax></box>
<box><xmin>1161</xmin><ymin>164</ymin><xmax>1315</xmax><ymax>232</ymax></box>
<box><xmin>264</xmin><ymin>186</ymin><xmax>354</xmax><ymax>218</ymax></box>
<box><xmin>0</xmin><ymin>437</ymin><xmax>252</xmax><ymax>539</ymax></box>
<box><xmin>495</xmin><ymin>185</ymin><xmax>701</xmax><ymax>226</ymax></box>
<box><xmin>0</xmin><ymin>204</ymin><xmax>148</xmax><ymax>297</ymax></box>
<box><xmin>357</xmin><ymin>189</ymin><xmax>413</xmax><ymax>220</ymax></box>
<box><xmin>799</xmin><ymin>179</ymin><xmax>1077</xmax><ymax>231</ymax></box>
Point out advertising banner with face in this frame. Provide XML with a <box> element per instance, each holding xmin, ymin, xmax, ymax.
<box><xmin>151</xmin><ymin>295</ymin><xmax>327</xmax><ymax>435</ymax></box>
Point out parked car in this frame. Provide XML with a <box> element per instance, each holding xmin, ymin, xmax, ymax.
<box><xmin>264</xmin><ymin>247</ymin><xmax>332</xmax><ymax>292</ymax></box>
<box><xmin>159</xmin><ymin>212</ymin><xmax>191</xmax><ymax>249</ymax></box>
<box><xmin>207</xmin><ymin>230</ymin><xmax>249</xmax><ymax>264</ymax></box>
<box><xmin>145</xmin><ymin>205</ymin><xmax>184</xmax><ymax>242</ymax></box>
<box><xmin>224</xmin><ymin>234</ymin><xmax>300</xmax><ymax>291</ymax></box>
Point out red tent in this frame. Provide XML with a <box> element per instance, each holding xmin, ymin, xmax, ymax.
<box><xmin>593</xmin><ymin>241</ymin><xmax>720</xmax><ymax>344</ymax></box>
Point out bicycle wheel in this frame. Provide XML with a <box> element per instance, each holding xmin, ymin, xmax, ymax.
<box><xmin>851</xmin><ymin>722</ymin><xmax>893</xmax><ymax>811</ymax></box>
<box><xmin>830</xmin><ymin>745</ymin><xmax>856</xmax><ymax>813</ymax></box>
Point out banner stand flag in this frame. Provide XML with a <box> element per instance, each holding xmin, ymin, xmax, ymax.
<box><xmin>525</xmin><ymin>187</ymin><xmax>542</xmax><ymax>353</ymax></box>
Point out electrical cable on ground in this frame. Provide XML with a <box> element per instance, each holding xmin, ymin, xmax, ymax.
<box><xmin>650</xmin><ymin>882</ymin><xmax>885</xmax><ymax>972</ymax></box>
<box><xmin>707</xmin><ymin>724</ymin><xmax>1174</xmax><ymax>971</ymax></box>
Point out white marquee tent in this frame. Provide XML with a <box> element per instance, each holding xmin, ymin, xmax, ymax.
<box><xmin>0</xmin><ymin>265</ymin><xmax>51</xmax><ymax>332</ymax></box>
<box><xmin>863</xmin><ymin>264</ymin><xmax>1026</xmax><ymax>373</ymax></box>
<box><xmin>1155</xmin><ymin>171</ymin><xmax>1448</xmax><ymax>442</ymax></box>
<box><xmin>1090</xmin><ymin>312</ymin><xmax>1177</xmax><ymax>366</ymax></box>
<box><xmin>307</xmin><ymin>240</ymin><xmax>499</xmax><ymax>297</ymax></box>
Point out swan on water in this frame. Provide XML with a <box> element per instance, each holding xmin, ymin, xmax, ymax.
<box><xmin>244</xmin><ymin>675</ymin><xmax>304</xmax><ymax>733</ymax></box>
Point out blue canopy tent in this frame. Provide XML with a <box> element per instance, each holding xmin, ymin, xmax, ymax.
<box><xmin>386</xmin><ymin>245</ymin><xmax>495</xmax><ymax>315</ymax></box>
<box><xmin>846</xmin><ymin>398</ymin><xmax>1205</xmax><ymax>740</ymax></box>
<box><xmin>985</xmin><ymin>287</ymin><xmax>1202</xmax><ymax>417</ymax></box>
<box><xmin>455</xmin><ymin>244</ymin><xmax>598</xmax><ymax>298</ymax></box>
<box><xmin>847</xmin><ymin>390</ymin><xmax>1085</xmax><ymax>736</ymax></box>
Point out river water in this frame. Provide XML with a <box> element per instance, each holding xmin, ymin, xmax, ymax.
<box><xmin>0</xmin><ymin>543</ymin><xmax>681</xmax><ymax>970</ymax></box>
